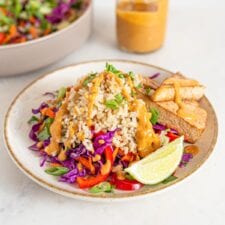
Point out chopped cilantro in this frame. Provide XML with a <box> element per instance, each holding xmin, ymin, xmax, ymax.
<box><xmin>57</xmin><ymin>87</ymin><xmax>66</xmax><ymax>100</ymax></box>
<box><xmin>146</xmin><ymin>87</ymin><xmax>152</xmax><ymax>95</ymax></box>
<box><xmin>136</xmin><ymin>83</ymin><xmax>142</xmax><ymax>89</ymax></box>
<box><xmin>37</xmin><ymin>117</ymin><xmax>53</xmax><ymax>141</ymax></box>
<box><xmin>128</xmin><ymin>71</ymin><xmax>135</xmax><ymax>80</ymax></box>
<box><xmin>150</xmin><ymin>108</ymin><xmax>159</xmax><ymax>125</ymax></box>
<box><xmin>28</xmin><ymin>116</ymin><xmax>39</xmax><ymax>124</ymax></box>
<box><xmin>82</xmin><ymin>73</ymin><xmax>97</xmax><ymax>86</ymax></box>
<box><xmin>105</xmin><ymin>62</ymin><xmax>124</xmax><ymax>78</ymax></box>
<box><xmin>105</xmin><ymin>99</ymin><xmax>119</xmax><ymax>110</ymax></box>
<box><xmin>105</xmin><ymin>93</ymin><xmax>124</xmax><ymax>110</ymax></box>
<box><xmin>37</xmin><ymin>126</ymin><xmax>50</xmax><ymax>141</ymax></box>
<box><xmin>114</xmin><ymin>93</ymin><xmax>124</xmax><ymax>104</ymax></box>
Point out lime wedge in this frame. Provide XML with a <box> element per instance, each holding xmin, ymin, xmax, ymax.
<box><xmin>125</xmin><ymin>136</ymin><xmax>184</xmax><ymax>185</ymax></box>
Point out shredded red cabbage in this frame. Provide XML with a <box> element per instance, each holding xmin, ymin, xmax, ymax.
<box><xmin>149</xmin><ymin>73</ymin><xmax>160</xmax><ymax>79</ymax></box>
<box><xmin>67</xmin><ymin>144</ymin><xmax>87</xmax><ymax>159</ymax></box>
<box><xmin>28</xmin><ymin>142</ymin><xmax>39</xmax><ymax>151</ymax></box>
<box><xmin>59</xmin><ymin>168</ymin><xmax>86</xmax><ymax>183</ymax></box>
<box><xmin>153</xmin><ymin>123</ymin><xmax>166</xmax><ymax>132</ymax></box>
<box><xmin>46</xmin><ymin>1</ymin><xmax>72</xmax><ymax>24</ymax></box>
<box><xmin>40</xmin><ymin>154</ymin><xmax>48</xmax><ymax>167</ymax></box>
<box><xmin>29</xmin><ymin>123</ymin><xmax>42</xmax><ymax>142</ymax></box>
<box><xmin>32</xmin><ymin>103</ymin><xmax>48</xmax><ymax>114</ymax></box>
<box><xmin>170</xmin><ymin>128</ymin><xmax>179</xmax><ymax>135</ymax></box>
<box><xmin>93</xmin><ymin>129</ymin><xmax>118</xmax><ymax>154</ymax></box>
<box><xmin>179</xmin><ymin>153</ymin><xmax>193</xmax><ymax>167</ymax></box>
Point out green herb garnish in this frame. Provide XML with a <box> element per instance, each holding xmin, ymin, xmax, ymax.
<box><xmin>136</xmin><ymin>83</ymin><xmax>142</xmax><ymax>89</ymax></box>
<box><xmin>45</xmin><ymin>167</ymin><xmax>69</xmax><ymax>176</ymax></box>
<box><xmin>89</xmin><ymin>182</ymin><xmax>113</xmax><ymax>193</ymax></box>
<box><xmin>37</xmin><ymin>117</ymin><xmax>54</xmax><ymax>141</ymax></box>
<box><xmin>105</xmin><ymin>99</ymin><xmax>119</xmax><ymax>110</ymax></box>
<box><xmin>57</xmin><ymin>87</ymin><xmax>66</xmax><ymax>100</ymax></box>
<box><xmin>105</xmin><ymin>93</ymin><xmax>124</xmax><ymax>110</ymax></box>
<box><xmin>114</xmin><ymin>93</ymin><xmax>124</xmax><ymax>104</ymax></box>
<box><xmin>146</xmin><ymin>87</ymin><xmax>152</xmax><ymax>95</ymax></box>
<box><xmin>128</xmin><ymin>71</ymin><xmax>135</xmax><ymax>80</ymax></box>
<box><xmin>37</xmin><ymin>126</ymin><xmax>50</xmax><ymax>141</ymax></box>
<box><xmin>105</xmin><ymin>63</ymin><xmax>124</xmax><ymax>78</ymax></box>
<box><xmin>28</xmin><ymin>116</ymin><xmax>39</xmax><ymax>124</ymax></box>
<box><xmin>162</xmin><ymin>175</ymin><xmax>177</xmax><ymax>184</ymax></box>
<box><xmin>82</xmin><ymin>73</ymin><xmax>97</xmax><ymax>86</ymax></box>
<box><xmin>150</xmin><ymin>108</ymin><xmax>159</xmax><ymax>125</ymax></box>
<box><xmin>131</xmin><ymin>90</ymin><xmax>136</xmax><ymax>97</ymax></box>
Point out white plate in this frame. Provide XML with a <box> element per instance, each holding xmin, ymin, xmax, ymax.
<box><xmin>4</xmin><ymin>60</ymin><xmax>218</xmax><ymax>201</ymax></box>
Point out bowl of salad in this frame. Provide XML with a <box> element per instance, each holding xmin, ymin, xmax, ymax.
<box><xmin>0</xmin><ymin>0</ymin><xmax>92</xmax><ymax>77</ymax></box>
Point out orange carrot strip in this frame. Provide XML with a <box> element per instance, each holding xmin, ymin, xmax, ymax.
<box><xmin>121</xmin><ymin>152</ymin><xmax>135</xmax><ymax>162</ymax></box>
<box><xmin>29</xmin><ymin>26</ymin><xmax>38</xmax><ymax>39</ymax></box>
<box><xmin>113</xmin><ymin>147</ymin><xmax>119</xmax><ymax>161</ymax></box>
<box><xmin>40</xmin><ymin>108</ymin><xmax>55</xmax><ymax>118</ymax></box>
<box><xmin>50</xmin><ymin>163</ymin><xmax>62</xmax><ymax>167</ymax></box>
<box><xmin>29</xmin><ymin>16</ymin><xmax>36</xmax><ymax>24</ymax></box>
<box><xmin>78</xmin><ymin>157</ymin><xmax>95</xmax><ymax>174</ymax></box>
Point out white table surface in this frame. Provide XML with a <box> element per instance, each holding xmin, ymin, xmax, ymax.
<box><xmin>1</xmin><ymin>0</ymin><xmax>225</xmax><ymax>224</ymax></box>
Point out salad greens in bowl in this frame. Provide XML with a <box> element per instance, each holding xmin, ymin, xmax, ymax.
<box><xmin>0</xmin><ymin>0</ymin><xmax>92</xmax><ymax>76</ymax></box>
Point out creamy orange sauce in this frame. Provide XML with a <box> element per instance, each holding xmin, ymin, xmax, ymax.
<box><xmin>184</xmin><ymin>145</ymin><xmax>199</xmax><ymax>156</ymax></box>
<box><xmin>173</xmin><ymin>81</ymin><xmax>197</xmax><ymax>123</ymax></box>
<box><xmin>116</xmin><ymin>0</ymin><xmax>168</xmax><ymax>53</ymax></box>
<box><xmin>131</xmin><ymin>99</ymin><xmax>160</xmax><ymax>157</ymax></box>
<box><xmin>45</xmin><ymin>101</ymin><xmax>68</xmax><ymax>156</ymax></box>
<box><xmin>87</xmin><ymin>74</ymin><xmax>104</xmax><ymax>127</ymax></box>
<box><xmin>58</xmin><ymin>149</ymin><xmax>67</xmax><ymax>161</ymax></box>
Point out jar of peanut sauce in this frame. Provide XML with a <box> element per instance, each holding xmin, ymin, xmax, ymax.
<box><xmin>116</xmin><ymin>0</ymin><xmax>168</xmax><ymax>53</ymax></box>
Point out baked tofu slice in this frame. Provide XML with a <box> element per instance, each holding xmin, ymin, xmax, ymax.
<box><xmin>157</xmin><ymin>101</ymin><xmax>207</xmax><ymax>131</ymax></box>
<box><xmin>151</xmin><ymin>74</ymin><xmax>205</xmax><ymax>102</ymax></box>
<box><xmin>139</xmin><ymin>93</ymin><xmax>207</xmax><ymax>143</ymax></box>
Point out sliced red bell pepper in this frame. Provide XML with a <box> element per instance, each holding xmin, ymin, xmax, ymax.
<box><xmin>111</xmin><ymin>173</ymin><xmax>143</xmax><ymax>191</ymax></box>
<box><xmin>77</xmin><ymin>145</ymin><xmax>114</xmax><ymax>188</ymax></box>
<box><xmin>100</xmin><ymin>145</ymin><xmax>113</xmax><ymax>175</ymax></box>
<box><xmin>77</xmin><ymin>174</ymin><xmax>108</xmax><ymax>189</ymax></box>
<box><xmin>166</xmin><ymin>132</ymin><xmax>179</xmax><ymax>142</ymax></box>
<box><xmin>0</xmin><ymin>33</ymin><xmax>6</xmax><ymax>45</ymax></box>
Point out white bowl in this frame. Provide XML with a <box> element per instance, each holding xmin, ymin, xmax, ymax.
<box><xmin>0</xmin><ymin>1</ymin><xmax>93</xmax><ymax>77</ymax></box>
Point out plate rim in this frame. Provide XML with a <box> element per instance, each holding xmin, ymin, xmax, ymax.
<box><xmin>3</xmin><ymin>59</ymin><xmax>218</xmax><ymax>201</ymax></box>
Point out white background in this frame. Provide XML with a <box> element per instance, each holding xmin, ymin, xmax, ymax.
<box><xmin>1</xmin><ymin>0</ymin><xmax>225</xmax><ymax>224</ymax></box>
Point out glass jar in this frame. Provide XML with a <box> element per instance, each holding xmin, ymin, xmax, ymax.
<box><xmin>116</xmin><ymin>0</ymin><xmax>168</xmax><ymax>53</ymax></box>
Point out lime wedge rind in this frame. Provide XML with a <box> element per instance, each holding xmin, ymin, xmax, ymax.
<box><xmin>125</xmin><ymin>136</ymin><xmax>184</xmax><ymax>185</ymax></box>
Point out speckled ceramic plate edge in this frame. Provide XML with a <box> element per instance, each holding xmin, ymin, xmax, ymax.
<box><xmin>3</xmin><ymin>59</ymin><xmax>218</xmax><ymax>202</ymax></box>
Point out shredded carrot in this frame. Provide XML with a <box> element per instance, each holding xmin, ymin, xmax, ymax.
<box><xmin>0</xmin><ymin>7</ymin><xmax>6</xmax><ymax>15</ymax></box>
<box><xmin>44</xmin><ymin>28</ymin><xmax>51</xmax><ymax>36</ymax></box>
<box><xmin>50</xmin><ymin>162</ymin><xmax>62</xmax><ymax>167</ymax></box>
<box><xmin>121</xmin><ymin>152</ymin><xmax>135</xmax><ymax>162</ymax></box>
<box><xmin>29</xmin><ymin>16</ymin><xmax>36</xmax><ymax>24</ymax></box>
<box><xmin>40</xmin><ymin>108</ymin><xmax>55</xmax><ymax>118</ymax></box>
<box><xmin>3</xmin><ymin>25</ymin><xmax>18</xmax><ymax>44</ymax></box>
<box><xmin>113</xmin><ymin>147</ymin><xmax>119</xmax><ymax>161</ymax></box>
<box><xmin>78</xmin><ymin>157</ymin><xmax>95</xmax><ymax>174</ymax></box>
<box><xmin>29</xmin><ymin>26</ymin><xmax>38</xmax><ymax>39</ymax></box>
